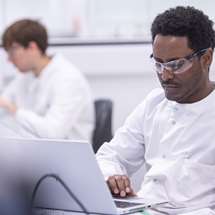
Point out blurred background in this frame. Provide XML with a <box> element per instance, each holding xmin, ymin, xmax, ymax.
<box><xmin>0</xmin><ymin>0</ymin><xmax>215</xmax><ymax>132</ymax></box>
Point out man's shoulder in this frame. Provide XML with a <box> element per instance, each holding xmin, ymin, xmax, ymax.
<box><xmin>131</xmin><ymin>88</ymin><xmax>165</xmax><ymax>117</ymax></box>
<box><xmin>52</xmin><ymin>54</ymin><xmax>78</xmax><ymax>71</ymax></box>
<box><xmin>51</xmin><ymin>54</ymin><xmax>84</xmax><ymax>78</ymax></box>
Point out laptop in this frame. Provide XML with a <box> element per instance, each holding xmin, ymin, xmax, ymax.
<box><xmin>0</xmin><ymin>138</ymin><xmax>163</xmax><ymax>215</ymax></box>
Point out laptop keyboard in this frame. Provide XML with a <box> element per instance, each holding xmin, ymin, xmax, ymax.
<box><xmin>114</xmin><ymin>200</ymin><xmax>144</xmax><ymax>209</ymax></box>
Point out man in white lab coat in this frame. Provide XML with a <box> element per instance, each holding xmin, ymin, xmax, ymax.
<box><xmin>97</xmin><ymin>6</ymin><xmax>215</xmax><ymax>215</ymax></box>
<box><xmin>0</xmin><ymin>19</ymin><xmax>94</xmax><ymax>141</ymax></box>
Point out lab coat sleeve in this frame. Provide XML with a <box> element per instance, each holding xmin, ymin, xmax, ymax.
<box><xmin>96</xmin><ymin>88</ymin><xmax>164</xmax><ymax>179</ymax></box>
<box><xmin>1</xmin><ymin>76</ymin><xmax>22</xmax><ymax>102</ymax></box>
<box><xmin>14</xmin><ymin>76</ymin><xmax>91</xmax><ymax>138</ymax></box>
<box><xmin>96</xmin><ymin>100</ymin><xmax>147</xmax><ymax>179</ymax></box>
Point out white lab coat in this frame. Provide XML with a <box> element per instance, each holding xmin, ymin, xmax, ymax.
<box><xmin>1</xmin><ymin>54</ymin><xmax>94</xmax><ymax>142</ymax></box>
<box><xmin>97</xmin><ymin>88</ymin><xmax>215</xmax><ymax>215</ymax></box>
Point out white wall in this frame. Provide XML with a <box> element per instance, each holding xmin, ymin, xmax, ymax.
<box><xmin>47</xmin><ymin>44</ymin><xmax>159</xmax><ymax>131</ymax></box>
<box><xmin>1</xmin><ymin>0</ymin><xmax>215</xmax><ymax>41</ymax></box>
<box><xmin>1</xmin><ymin>44</ymin><xmax>215</xmax><ymax>133</ymax></box>
<box><xmin>0</xmin><ymin>44</ymin><xmax>160</xmax><ymax>132</ymax></box>
<box><xmin>1</xmin><ymin>43</ymin><xmax>215</xmax><ymax>190</ymax></box>
<box><xmin>48</xmin><ymin>44</ymin><xmax>215</xmax><ymax>131</ymax></box>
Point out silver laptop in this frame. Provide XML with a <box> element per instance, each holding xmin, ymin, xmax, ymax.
<box><xmin>0</xmin><ymin>138</ymin><xmax>159</xmax><ymax>215</ymax></box>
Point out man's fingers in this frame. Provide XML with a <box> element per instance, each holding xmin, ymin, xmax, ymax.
<box><xmin>114</xmin><ymin>175</ymin><xmax>127</xmax><ymax>197</ymax></box>
<box><xmin>107</xmin><ymin>175</ymin><xmax>134</xmax><ymax>197</ymax></box>
<box><xmin>122</xmin><ymin>175</ymin><xmax>132</xmax><ymax>194</ymax></box>
<box><xmin>107</xmin><ymin>176</ymin><xmax>119</xmax><ymax>194</ymax></box>
<box><xmin>128</xmin><ymin>187</ymin><xmax>136</xmax><ymax>196</ymax></box>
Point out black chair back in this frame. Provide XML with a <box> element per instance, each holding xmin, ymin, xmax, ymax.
<box><xmin>92</xmin><ymin>99</ymin><xmax>113</xmax><ymax>153</ymax></box>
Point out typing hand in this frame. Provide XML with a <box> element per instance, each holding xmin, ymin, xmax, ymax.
<box><xmin>0</xmin><ymin>97</ymin><xmax>17</xmax><ymax>114</ymax></box>
<box><xmin>107</xmin><ymin>175</ymin><xmax>136</xmax><ymax>198</ymax></box>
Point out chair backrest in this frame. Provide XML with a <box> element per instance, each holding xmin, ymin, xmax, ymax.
<box><xmin>92</xmin><ymin>99</ymin><xmax>113</xmax><ymax>153</ymax></box>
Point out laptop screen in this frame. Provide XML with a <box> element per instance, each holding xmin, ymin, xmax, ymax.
<box><xmin>0</xmin><ymin>138</ymin><xmax>118</xmax><ymax>214</ymax></box>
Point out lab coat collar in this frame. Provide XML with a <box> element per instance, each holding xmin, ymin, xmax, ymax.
<box><xmin>167</xmin><ymin>89</ymin><xmax>215</xmax><ymax>115</ymax></box>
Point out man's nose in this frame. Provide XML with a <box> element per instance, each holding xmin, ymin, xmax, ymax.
<box><xmin>160</xmin><ymin>67</ymin><xmax>174</xmax><ymax>81</ymax></box>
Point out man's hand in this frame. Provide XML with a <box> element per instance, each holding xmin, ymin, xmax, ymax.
<box><xmin>0</xmin><ymin>97</ymin><xmax>17</xmax><ymax>114</ymax></box>
<box><xmin>107</xmin><ymin>175</ymin><xmax>136</xmax><ymax>198</ymax></box>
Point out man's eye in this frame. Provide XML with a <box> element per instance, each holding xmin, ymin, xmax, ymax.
<box><xmin>173</xmin><ymin>60</ymin><xmax>186</xmax><ymax>70</ymax></box>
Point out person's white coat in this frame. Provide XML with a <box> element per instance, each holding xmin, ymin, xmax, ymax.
<box><xmin>1</xmin><ymin>54</ymin><xmax>94</xmax><ymax>142</ymax></box>
<box><xmin>97</xmin><ymin>88</ymin><xmax>215</xmax><ymax>214</ymax></box>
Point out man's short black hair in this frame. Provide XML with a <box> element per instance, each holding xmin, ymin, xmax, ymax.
<box><xmin>151</xmin><ymin>6</ymin><xmax>215</xmax><ymax>51</ymax></box>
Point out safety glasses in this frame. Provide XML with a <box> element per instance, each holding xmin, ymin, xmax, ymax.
<box><xmin>150</xmin><ymin>48</ymin><xmax>208</xmax><ymax>74</ymax></box>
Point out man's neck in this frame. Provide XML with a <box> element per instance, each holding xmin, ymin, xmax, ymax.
<box><xmin>190</xmin><ymin>81</ymin><xmax>215</xmax><ymax>103</ymax></box>
<box><xmin>32</xmin><ymin>54</ymin><xmax>51</xmax><ymax>77</ymax></box>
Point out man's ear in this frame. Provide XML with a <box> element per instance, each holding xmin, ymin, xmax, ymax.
<box><xmin>200</xmin><ymin>48</ymin><xmax>213</xmax><ymax>72</ymax></box>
